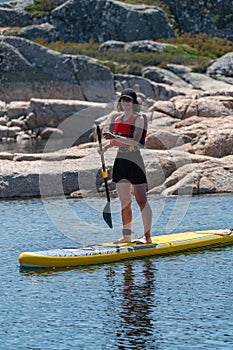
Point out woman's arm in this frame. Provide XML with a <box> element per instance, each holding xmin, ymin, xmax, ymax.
<box><xmin>97</xmin><ymin>140</ymin><xmax>114</xmax><ymax>154</ymax></box>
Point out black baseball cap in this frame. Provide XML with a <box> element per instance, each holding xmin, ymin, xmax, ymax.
<box><xmin>119</xmin><ymin>88</ymin><xmax>138</xmax><ymax>103</ymax></box>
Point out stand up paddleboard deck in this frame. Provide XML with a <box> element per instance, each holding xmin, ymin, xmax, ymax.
<box><xmin>18</xmin><ymin>229</ymin><xmax>233</xmax><ymax>268</ymax></box>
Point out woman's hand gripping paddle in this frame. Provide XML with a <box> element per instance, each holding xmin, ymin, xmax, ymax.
<box><xmin>96</xmin><ymin>125</ymin><xmax>113</xmax><ymax>228</ymax></box>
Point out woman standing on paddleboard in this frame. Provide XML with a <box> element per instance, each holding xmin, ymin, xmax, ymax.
<box><xmin>100</xmin><ymin>88</ymin><xmax>152</xmax><ymax>244</ymax></box>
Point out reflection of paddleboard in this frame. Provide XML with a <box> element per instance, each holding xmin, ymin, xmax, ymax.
<box><xmin>18</xmin><ymin>229</ymin><xmax>233</xmax><ymax>268</ymax></box>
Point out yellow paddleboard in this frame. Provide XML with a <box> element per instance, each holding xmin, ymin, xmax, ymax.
<box><xmin>18</xmin><ymin>229</ymin><xmax>233</xmax><ymax>268</ymax></box>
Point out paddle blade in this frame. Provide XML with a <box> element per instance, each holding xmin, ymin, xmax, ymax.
<box><xmin>103</xmin><ymin>202</ymin><xmax>113</xmax><ymax>228</ymax></box>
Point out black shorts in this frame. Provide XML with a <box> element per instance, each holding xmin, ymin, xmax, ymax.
<box><xmin>112</xmin><ymin>150</ymin><xmax>147</xmax><ymax>185</ymax></box>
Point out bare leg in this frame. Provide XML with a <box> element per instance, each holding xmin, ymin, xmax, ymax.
<box><xmin>133</xmin><ymin>184</ymin><xmax>152</xmax><ymax>244</ymax></box>
<box><xmin>113</xmin><ymin>182</ymin><xmax>132</xmax><ymax>244</ymax></box>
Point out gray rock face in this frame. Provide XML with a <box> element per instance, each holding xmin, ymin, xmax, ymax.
<box><xmin>0</xmin><ymin>36</ymin><xmax>115</xmax><ymax>102</ymax></box>
<box><xmin>0</xmin><ymin>36</ymin><xmax>78</xmax><ymax>84</ymax></box>
<box><xmin>99</xmin><ymin>40</ymin><xmax>126</xmax><ymax>50</ymax></box>
<box><xmin>207</xmin><ymin>52</ymin><xmax>233</xmax><ymax>84</ymax></box>
<box><xmin>142</xmin><ymin>66</ymin><xmax>191</xmax><ymax>88</ymax></box>
<box><xmin>0</xmin><ymin>0</ymin><xmax>173</xmax><ymax>43</ymax></box>
<box><xmin>100</xmin><ymin>40</ymin><xmax>175</xmax><ymax>53</ymax></box>
<box><xmin>2</xmin><ymin>0</ymin><xmax>233</xmax><ymax>43</ymax></box>
<box><xmin>0</xmin><ymin>7</ymin><xmax>32</xmax><ymax>27</ymax></box>
<box><xmin>166</xmin><ymin>64</ymin><xmax>233</xmax><ymax>93</ymax></box>
<box><xmin>50</xmin><ymin>0</ymin><xmax>173</xmax><ymax>43</ymax></box>
<box><xmin>124</xmin><ymin>40</ymin><xmax>174</xmax><ymax>53</ymax></box>
<box><xmin>1</xmin><ymin>146</ymin><xmax>233</xmax><ymax>198</ymax></box>
<box><xmin>18</xmin><ymin>23</ymin><xmax>59</xmax><ymax>43</ymax></box>
<box><xmin>162</xmin><ymin>0</ymin><xmax>233</xmax><ymax>41</ymax></box>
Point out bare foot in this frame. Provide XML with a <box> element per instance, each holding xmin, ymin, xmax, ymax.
<box><xmin>113</xmin><ymin>235</ymin><xmax>131</xmax><ymax>244</ymax></box>
<box><xmin>135</xmin><ymin>236</ymin><xmax>152</xmax><ymax>244</ymax></box>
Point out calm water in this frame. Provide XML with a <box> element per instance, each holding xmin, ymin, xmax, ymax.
<box><xmin>1</xmin><ymin>194</ymin><xmax>233</xmax><ymax>350</ymax></box>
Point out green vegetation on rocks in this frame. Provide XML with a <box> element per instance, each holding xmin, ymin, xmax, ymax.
<box><xmin>35</xmin><ymin>33</ymin><xmax>233</xmax><ymax>75</ymax></box>
<box><xmin>25</xmin><ymin>0</ymin><xmax>60</xmax><ymax>17</ymax></box>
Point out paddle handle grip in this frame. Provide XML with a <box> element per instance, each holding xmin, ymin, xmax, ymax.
<box><xmin>97</xmin><ymin>125</ymin><xmax>106</xmax><ymax>169</ymax></box>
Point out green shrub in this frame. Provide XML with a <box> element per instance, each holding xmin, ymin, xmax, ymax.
<box><xmin>25</xmin><ymin>0</ymin><xmax>60</xmax><ymax>17</ymax></box>
<box><xmin>164</xmin><ymin>33</ymin><xmax>233</xmax><ymax>59</ymax></box>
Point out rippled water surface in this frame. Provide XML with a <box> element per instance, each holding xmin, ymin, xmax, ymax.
<box><xmin>1</xmin><ymin>194</ymin><xmax>233</xmax><ymax>349</ymax></box>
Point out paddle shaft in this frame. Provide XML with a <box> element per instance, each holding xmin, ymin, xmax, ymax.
<box><xmin>96</xmin><ymin>125</ymin><xmax>111</xmax><ymax>203</ymax></box>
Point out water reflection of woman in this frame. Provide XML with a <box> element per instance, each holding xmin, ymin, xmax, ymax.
<box><xmin>117</xmin><ymin>261</ymin><xmax>156</xmax><ymax>349</ymax></box>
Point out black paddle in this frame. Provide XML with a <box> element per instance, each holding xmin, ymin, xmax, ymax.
<box><xmin>96</xmin><ymin>124</ymin><xmax>113</xmax><ymax>228</ymax></box>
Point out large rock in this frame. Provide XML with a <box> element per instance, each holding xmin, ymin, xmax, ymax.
<box><xmin>161</xmin><ymin>0</ymin><xmax>233</xmax><ymax>41</ymax></box>
<box><xmin>6</xmin><ymin>101</ymin><xmax>29</xmax><ymax>120</ymax></box>
<box><xmin>49</xmin><ymin>0</ymin><xmax>174</xmax><ymax>43</ymax></box>
<box><xmin>114</xmin><ymin>74</ymin><xmax>182</xmax><ymax>102</ymax></box>
<box><xmin>0</xmin><ymin>7</ymin><xmax>32</xmax><ymax>27</ymax></box>
<box><xmin>172</xmin><ymin>115</ymin><xmax>233</xmax><ymax>157</ymax></box>
<box><xmin>150</xmin><ymin>95</ymin><xmax>233</xmax><ymax>119</ymax></box>
<box><xmin>146</xmin><ymin>129</ymin><xmax>190</xmax><ymax>150</ymax></box>
<box><xmin>18</xmin><ymin>23</ymin><xmax>59</xmax><ymax>43</ymax></box>
<box><xmin>191</xmin><ymin>128</ymin><xmax>233</xmax><ymax>158</ymax></box>
<box><xmin>142</xmin><ymin>66</ymin><xmax>192</xmax><ymax>89</ymax></box>
<box><xmin>145</xmin><ymin>151</ymin><xmax>233</xmax><ymax>196</ymax></box>
<box><xmin>124</xmin><ymin>40</ymin><xmax>176</xmax><ymax>53</ymax></box>
<box><xmin>207</xmin><ymin>52</ymin><xmax>233</xmax><ymax>85</ymax></box>
<box><xmin>1</xmin><ymin>1</ymin><xmax>173</xmax><ymax>43</ymax></box>
<box><xmin>0</xmin><ymin>36</ymin><xmax>115</xmax><ymax>102</ymax></box>
<box><xmin>147</xmin><ymin>97</ymin><xmax>233</xmax><ymax>157</ymax></box>
<box><xmin>0</xmin><ymin>148</ymin><xmax>88</xmax><ymax>198</ymax></box>
<box><xmin>167</xmin><ymin>64</ymin><xmax>233</xmax><ymax>93</ymax></box>
<box><xmin>2</xmin><ymin>0</ymin><xmax>233</xmax><ymax>44</ymax></box>
<box><xmin>114</xmin><ymin>74</ymin><xmax>156</xmax><ymax>100</ymax></box>
<box><xmin>23</xmin><ymin>99</ymin><xmax>114</xmax><ymax>145</ymax></box>
<box><xmin>0</xmin><ymin>98</ymin><xmax>115</xmax><ymax>144</ymax></box>
<box><xmin>27</xmin><ymin>99</ymin><xmax>113</xmax><ymax>130</ymax></box>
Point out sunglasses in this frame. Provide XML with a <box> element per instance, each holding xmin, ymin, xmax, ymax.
<box><xmin>121</xmin><ymin>96</ymin><xmax>133</xmax><ymax>102</ymax></box>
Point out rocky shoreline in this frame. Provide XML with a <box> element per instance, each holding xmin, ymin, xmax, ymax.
<box><xmin>1</xmin><ymin>53</ymin><xmax>233</xmax><ymax>199</ymax></box>
<box><xmin>1</xmin><ymin>0</ymin><xmax>233</xmax><ymax>199</ymax></box>
<box><xmin>1</xmin><ymin>141</ymin><xmax>233</xmax><ymax>199</ymax></box>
